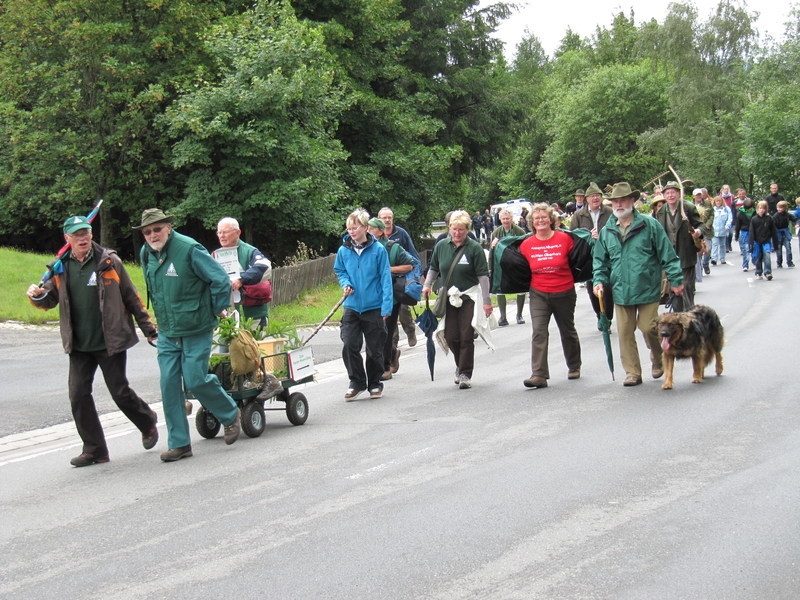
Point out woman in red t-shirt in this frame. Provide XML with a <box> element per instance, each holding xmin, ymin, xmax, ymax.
<box><xmin>519</xmin><ymin>203</ymin><xmax>582</xmax><ymax>388</ymax></box>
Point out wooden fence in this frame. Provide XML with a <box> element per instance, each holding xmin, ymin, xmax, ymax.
<box><xmin>270</xmin><ymin>254</ymin><xmax>337</xmax><ymax>307</ymax></box>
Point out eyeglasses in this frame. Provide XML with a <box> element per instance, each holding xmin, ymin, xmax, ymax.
<box><xmin>346</xmin><ymin>225</ymin><xmax>364</xmax><ymax>232</ymax></box>
<box><xmin>532</xmin><ymin>216</ymin><xmax>550</xmax><ymax>222</ymax></box>
<box><xmin>217</xmin><ymin>229</ymin><xmax>237</xmax><ymax>236</ymax></box>
<box><xmin>142</xmin><ymin>225</ymin><xmax>166</xmax><ymax>236</ymax></box>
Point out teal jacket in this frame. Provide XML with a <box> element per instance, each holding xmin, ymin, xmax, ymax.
<box><xmin>141</xmin><ymin>230</ymin><xmax>231</xmax><ymax>337</ymax></box>
<box><xmin>592</xmin><ymin>212</ymin><xmax>682</xmax><ymax>306</ymax></box>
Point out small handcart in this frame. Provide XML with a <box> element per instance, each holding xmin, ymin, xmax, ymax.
<box><xmin>190</xmin><ymin>348</ymin><xmax>313</xmax><ymax>439</ymax></box>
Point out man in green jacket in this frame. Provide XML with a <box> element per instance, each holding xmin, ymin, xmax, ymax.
<box><xmin>654</xmin><ymin>181</ymin><xmax>703</xmax><ymax>311</ymax></box>
<box><xmin>137</xmin><ymin>209</ymin><xmax>240</xmax><ymax>461</ymax></box>
<box><xmin>592</xmin><ymin>183</ymin><xmax>684</xmax><ymax>387</ymax></box>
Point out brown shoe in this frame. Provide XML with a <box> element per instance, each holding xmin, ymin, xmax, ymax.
<box><xmin>142</xmin><ymin>412</ymin><xmax>159</xmax><ymax>450</ymax></box>
<box><xmin>160</xmin><ymin>445</ymin><xmax>192</xmax><ymax>462</ymax></box>
<box><xmin>651</xmin><ymin>365</ymin><xmax>664</xmax><ymax>379</ymax></box>
<box><xmin>224</xmin><ymin>409</ymin><xmax>241</xmax><ymax>445</ymax></box>
<box><xmin>70</xmin><ymin>452</ymin><xmax>110</xmax><ymax>467</ymax></box>
<box><xmin>567</xmin><ymin>370</ymin><xmax>580</xmax><ymax>380</ymax></box>
<box><xmin>380</xmin><ymin>370</ymin><xmax>393</xmax><ymax>381</ymax></box>
<box><xmin>523</xmin><ymin>376</ymin><xmax>547</xmax><ymax>388</ymax></box>
<box><xmin>623</xmin><ymin>375</ymin><xmax>643</xmax><ymax>387</ymax></box>
<box><xmin>390</xmin><ymin>348</ymin><xmax>401</xmax><ymax>373</ymax></box>
<box><xmin>185</xmin><ymin>400</ymin><xmax>193</xmax><ymax>416</ymax></box>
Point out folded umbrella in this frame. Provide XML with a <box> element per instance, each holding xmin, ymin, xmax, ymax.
<box><xmin>597</xmin><ymin>292</ymin><xmax>615</xmax><ymax>381</ymax></box>
<box><xmin>415</xmin><ymin>299</ymin><xmax>439</xmax><ymax>381</ymax></box>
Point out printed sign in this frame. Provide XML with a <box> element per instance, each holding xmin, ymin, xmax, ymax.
<box><xmin>288</xmin><ymin>346</ymin><xmax>314</xmax><ymax>381</ymax></box>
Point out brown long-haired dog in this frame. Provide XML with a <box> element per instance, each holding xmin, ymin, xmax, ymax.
<box><xmin>657</xmin><ymin>305</ymin><xmax>724</xmax><ymax>390</ymax></box>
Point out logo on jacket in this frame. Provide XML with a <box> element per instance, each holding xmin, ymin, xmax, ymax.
<box><xmin>87</xmin><ymin>272</ymin><xmax>97</xmax><ymax>286</ymax></box>
<box><xmin>166</xmin><ymin>263</ymin><xmax>179</xmax><ymax>277</ymax></box>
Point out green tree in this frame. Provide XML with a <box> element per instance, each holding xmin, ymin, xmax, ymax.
<box><xmin>0</xmin><ymin>0</ymin><xmax>244</xmax><ymax>250</ymax></box>
<box><xmin>536</xmin><ymin>61</ymin><xmax>669</xmax><ymax>191</ymax></box>
<box><xmin>162</xmin><ymin>1</ymin><xmax>349</xmax><ymax>258</ymax></box>
<box><xmin>740</xmin><ymin>8</ymin><xmax>800</xmax><ymax>195</ymax></box>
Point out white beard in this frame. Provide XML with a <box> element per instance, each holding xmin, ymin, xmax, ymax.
<box><xmin>613</xmin><ymin>206</ymin><xmax>633</xmax><ymax>219</ymax></box>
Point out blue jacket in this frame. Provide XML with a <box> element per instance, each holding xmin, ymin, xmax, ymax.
<box><xmin>334</xmin><ymin>234</ymin><xmax>394</xmax><ymax>316</ymax></box>
<box><xmin>712</xmin><ymin>205</ymin><xmax>733</xmax><ymax>237</ymax></box>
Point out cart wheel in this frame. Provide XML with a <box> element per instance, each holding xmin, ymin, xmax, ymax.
<box><xmin>196</xmin><ymin>406</ymin><xmax>221</xmax><ymax>439</ymax></box>
<box><xmin>286</xmin><ymin>392</ymin><xmax>309</xmax><ymax>426</ymax></box>
<box><xmin>241</xmin><ymin>402</ymin><xmax>266</xmax><ymax>438</ymax></box>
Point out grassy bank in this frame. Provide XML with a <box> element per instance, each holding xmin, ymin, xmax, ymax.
<box><xmin>0</xmin><ymin>247</ymin><xmax>347</xmax><ymax>327</ymax></box>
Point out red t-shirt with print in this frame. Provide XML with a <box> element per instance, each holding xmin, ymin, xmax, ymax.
<box><xmin>519</xmin><ymin>231</ymin><xmax>575</xmax><ymax>293</ymax></box>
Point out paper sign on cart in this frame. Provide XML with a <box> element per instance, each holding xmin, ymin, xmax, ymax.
<box><xmin>288</xmin><ymin>347</ymin><xmax>314</xmax><ymax>380</ymax></box>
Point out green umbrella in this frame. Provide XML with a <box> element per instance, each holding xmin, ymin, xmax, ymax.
<box><xmin>598</xmin><ymin>292</ymin><xmax>615</xmax><ymax>381</ymax></box>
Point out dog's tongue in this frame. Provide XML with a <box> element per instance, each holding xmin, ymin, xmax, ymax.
<box><xmin>660</xmin><ymin>337</ymin><xmax>670</xmax><ymax>351</ymax></box>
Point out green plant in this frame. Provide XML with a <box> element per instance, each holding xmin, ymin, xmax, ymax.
<box><xmin>264</xmin><ymin>318</ymin><xmax>303</xmax><ymax>350</ymax></box>
<box><xmin>214</xmin><ymin>315</ymin><xmax>239</xmax><ymax>346</ymax></box>
<box><xmin>282</xmin><ymin>241</ymin><xmax>322</xmax><ymax>266</ymax></box>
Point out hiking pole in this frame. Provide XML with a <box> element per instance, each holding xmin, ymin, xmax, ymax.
<box><xmin>302</xmin><ymin>292</ymin><xmax>347</xmax><ymax>347</ymax></box>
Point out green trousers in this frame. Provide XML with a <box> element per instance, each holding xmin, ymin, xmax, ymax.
<box><xmin>158</xmin><ymin>330</ymin><xmax>238</xmax><ymax>449</ymax></box>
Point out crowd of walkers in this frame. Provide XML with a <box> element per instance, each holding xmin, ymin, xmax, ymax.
<box><xmin>28</xmin><ymin>180</ymin><xmax>795</xmax><ymax>467</ymax></box>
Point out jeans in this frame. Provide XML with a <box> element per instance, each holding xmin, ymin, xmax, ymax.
<box><xmin>753</xmin><ymin>242</ymin><xmax>772</xmax><ymax>276</ymax></box>
<box><xmin>776</xmin><ymin>228</ymin><xmax>793</xmax><ymax>266</ymax></box>
<box><xmin>711</xmin><ymin>235</ymin><xmax>727</xmax><ymax>263</ymax></box>
<box><xmin>740</xmin><ymin>231</ymin><xmax>751</xmax><ymax>269</ymax></box>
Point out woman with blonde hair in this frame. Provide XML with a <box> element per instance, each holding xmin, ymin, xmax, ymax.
<box><xmin>520</xmin><ymin>203</ymin><xmax>581</xmax><ymax>388</ymax></box>
<box><xmin>422</xmin><ymin>210</ymin><xmax>493</xmax><ymax>389</ymax></box>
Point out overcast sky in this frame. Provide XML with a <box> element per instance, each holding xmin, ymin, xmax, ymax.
<box><xmin>485</xmin><ymin>0</ymin><xmax>795</xmax><ymax>58</ymax></box>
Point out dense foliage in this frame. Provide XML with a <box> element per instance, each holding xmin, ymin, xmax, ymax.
<box><xmin>0</xmin><ymin>0</ymin><xmax>797</xmax><ymax>261</ymax></box>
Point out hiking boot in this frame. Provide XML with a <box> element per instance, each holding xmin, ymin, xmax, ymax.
<box><xmin>523</xmin><ymin>376</ymin><xmax>547</xmax><ymax>388</ymax></box>
<box><xmin>458</xmin><ymin>374</ymin><xmax>472</xmax><ymax>389</ymax></box>
<box><xmin>223</xmin><ymin>409</ymin><xmax>241</xmax><ymax>445</ymax></box>
<box><xmin>623</xmin><ymin>375</ymin><xmax>642</xmax><ymax>387</ymax></box>
<box><xmin>567</xmin><ymin>370</ymin><xmax>580</xmax><ymax>380</ymax></box>
<box><xmin>344</xmin><ymin>388</ymin><xmax>366</xmax><ymax>401</ymax></box>
<box><xmin>767</xmin><ymin>274</ymin><xmax>773</xmax><ymax>280</ymax></box>
<box><xmin>142</xmin><ymin>413</ymin><xmax>159</xmax><ymax>450</ymax></box>
<box><xmin>369</xmin><ymin>387</ymin><xmax>383</xmax><ymax>399</ymax></box>
<box><xmin>516</xmin><ymin>315</ymin><xmax>525</xmax><ymax>325</ymax></box>
<box><xmin>703</xmin><ymin>264</ymin><xmax>710</xmax><ymax>275</ymax></box>
<box><xmin>498</xmin><ymin>317</ymin><xmax>509</xmax><ymax>327</ymax></box>
<box><xmin>70</xmin><ymin>452</ymin><xmax>110</xmax><ymax>467</ymax></box>
<box><xmin>711</xmin><ymin>260</ymin><xmax>717</xmax><ymax>265</ymax></box>
<box><xmin>380</xmin><ymin>370</ymin><xmax>393</xmax><ymax>381</ymax></box>
<box><xmin>652</xmin><ymin>365</ymin><xmax>664</xmax><ymax>379</ymax></box>
<box><xmin>390</xmin><ymin>348</ymin><xmax>401</xmax><ymax>373</ymax></box>
<box><xmin>407</xmin><ymin>331</ymin><xmax>417</xmax><ymax>347</ymax></box>
<box><xmin>160</xmin><ymin>445</ymin><xmax>192</xmax><ymax>462</ymax></box>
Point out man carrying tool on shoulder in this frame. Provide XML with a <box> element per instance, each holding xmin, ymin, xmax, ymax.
<box><xmin>27</xmin><ymin>214</ymin><xmax>159</xmax><ymax>467</ymax></box>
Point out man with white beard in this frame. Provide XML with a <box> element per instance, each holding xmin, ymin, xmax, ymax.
<box><xmin>591</xmin><ymin>183</ymin><xmax>684</xmax><ymax>387</ymax></box>
<box><xmin>136</xmin><ymin>208</ymin><xmax>241</xmax><ymax>461</ymax></box>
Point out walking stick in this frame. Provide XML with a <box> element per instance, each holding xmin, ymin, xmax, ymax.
<box><xmin>301</xmin><ymin>292</ymin><xmax>347</xmax><ymax>346</ymax></box>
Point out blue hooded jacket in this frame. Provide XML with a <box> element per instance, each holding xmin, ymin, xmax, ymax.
<box><xmin>334</xmin><ymin>233</ymin><xmax>393</xmax><ymax>316</ymax></box>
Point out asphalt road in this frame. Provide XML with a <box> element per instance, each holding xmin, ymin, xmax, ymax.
<box><xmin>1</xmin><ymin>256</ymin><xmax>799</xmax><ymax>598</ymax></box>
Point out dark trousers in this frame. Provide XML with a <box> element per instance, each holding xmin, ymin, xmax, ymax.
<box><xmin>444</xmin><ymin>297</ymin><xmax>476</xmax><ymax>378</ymax></box>
<box><xmin>529</xmin><ymin>288</ymin><xmax>581</xmax><ymax>379</ymax></box>
<box><xmin>68</xmin><ymin>349</ymin><xmax>155</xmax><ymax>455</ymax></box>
<box><xmin>587</xmin><ymin>281</ymin><xmax>613</xmax><ymax>321</ymax></box>
<box><xmin>383</xmin><ymin>302</ymin><xmax>401</xmax><ymax>371</ymax></box>
<box><xmin>340</xmin><ymin>308</ymin><xmax>386</xmax><ymax>391</ymax></box>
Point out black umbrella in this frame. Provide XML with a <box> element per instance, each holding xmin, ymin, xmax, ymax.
<box><xmin>415</xmin><ymin>299</ymin><xmax>439</xmax><ymax>380</ymax></box>
<box><xmin>597</xmin><ymin>292</ymin><xmax>615</xmax><ymax>381</ymax></box>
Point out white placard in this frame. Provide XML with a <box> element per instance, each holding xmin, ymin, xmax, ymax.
<box><xmin>288</xmin><ymin>346</ymin><xmax>314</xmax><ymax>381</ymax></box>
<box><xmin>214</xmin><ymin>247</ymin><xmax>240</xmax><ymax>276</ymax></box>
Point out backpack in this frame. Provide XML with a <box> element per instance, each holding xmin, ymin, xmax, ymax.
<box><xmin>388</xmin><ymin>241</ymin><xmax>422</xmax><ymax>305</ymax></box>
